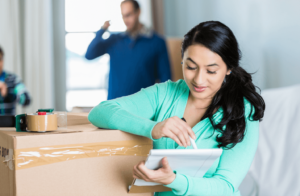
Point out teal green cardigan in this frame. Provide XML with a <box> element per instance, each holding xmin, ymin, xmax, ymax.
<box><xmin>88</xmin><ymin>79</ymin><xmax>259</xmax><ymax>196</ymax></box>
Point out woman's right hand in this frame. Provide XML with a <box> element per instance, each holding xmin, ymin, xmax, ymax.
<box><xmin>151</xmin><ymin>116</ymin><xmax>196</xmax><ymax>147</ymax></box>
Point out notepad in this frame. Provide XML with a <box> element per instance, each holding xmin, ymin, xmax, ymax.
<box><xmin>128</xmin><ymin>148</ymin><xmax>223</xmax><ymax>193</ymax></box>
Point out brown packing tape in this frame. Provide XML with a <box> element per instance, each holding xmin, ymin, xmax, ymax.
<box><xmin>26</xmin><ymin>114</ymin><xmax>58</xmax><ymax>132</ymax></box>
<box><xmin>14</xmin><ymin>140</ymin><xmax>152</xmax><ymax>170</ymax></box>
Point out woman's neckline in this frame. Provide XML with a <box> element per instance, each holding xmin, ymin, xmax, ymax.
<box><xmin>178</xmin><ymin>80</ymin><xmax>223</xmax><ymax>130</ymax></box>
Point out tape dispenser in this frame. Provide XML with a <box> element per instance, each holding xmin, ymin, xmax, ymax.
<box><xmin>0</xmin><ymin>109</ymin><xmax>61</xmax><ymax>132</ymax></box>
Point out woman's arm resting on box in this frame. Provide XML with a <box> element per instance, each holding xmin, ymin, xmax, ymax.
<box><xmin>88</xmin><ymin>81</ymin><xmax>195</xmax><ymax>146</ymax></box>
<box><xmin>88</xmin><ymin>83</ymin><xmax>166</xmax><ymax>140</ymax></box>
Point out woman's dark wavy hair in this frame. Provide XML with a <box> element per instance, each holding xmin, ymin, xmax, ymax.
<box><xmin>182</xmin><ymin>21</ymin><xmax>265</xmax><ymax>149</ymax></box>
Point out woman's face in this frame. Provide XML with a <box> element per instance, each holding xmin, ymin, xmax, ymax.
<box><xmin>182</xmin><ymin>44</ymin><xmax>231</xmax><ymax>100</ymax></box>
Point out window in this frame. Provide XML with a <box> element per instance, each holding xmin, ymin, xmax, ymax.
<box><xmin>65</xmin><ymin>0</ymin><xmax>126</xmax><ymax>111</ymax></box>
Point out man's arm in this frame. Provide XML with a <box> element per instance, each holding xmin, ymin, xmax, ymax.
<box><xmin>85</xmin><ymin>21</ymin><xmax>119</xmax><ymax>60</ymax></box>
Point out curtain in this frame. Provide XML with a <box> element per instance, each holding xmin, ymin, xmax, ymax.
<box><xmin>0</xmin><ymin>0</ymin><xmax>23</xmax><ymax>78</ymax></box>
<box><xmin>0</xmin><ymin>0</ymin><xmax>55</xmax><ymax>114</ymax></box>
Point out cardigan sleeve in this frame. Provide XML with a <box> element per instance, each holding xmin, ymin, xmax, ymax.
<box><xmin>164</xmin><ymin>104</ymin><xmax>259</xmax><ymax>196</ymax></box>
<box><xmin>88</xmin><ymin>81</ymin><xmax>170</xmax><ymax>140</ymax></box>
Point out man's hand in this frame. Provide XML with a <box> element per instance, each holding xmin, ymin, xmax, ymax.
<box><xmin>133</xmin><ymin>157</ymin><xmax>176</xmax><ymax>185</ymax></box>
<box><xmin>0</xmin><ymin>82</ymin><xmax>7</xmax><ymax>97</ymax></box>
<box><xmin>102</xmin><ymin>20</ymin><xmax>110</xmax><ymax>30</ymax></box>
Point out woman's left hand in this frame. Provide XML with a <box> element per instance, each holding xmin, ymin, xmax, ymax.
<box><xmin>133</xmin><ymin>157</ymin><xmax>176</xmax><ymax>185</ymax></box>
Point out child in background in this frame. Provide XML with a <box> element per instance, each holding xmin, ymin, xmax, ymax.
<box><xmin>0</xmin><ymin>46</ymin><xmax>30</xmax><ymax>115</ymax></box>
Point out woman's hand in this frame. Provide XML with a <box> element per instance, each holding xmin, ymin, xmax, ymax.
<box><xmin>152</xmin><ymin>116</ymin><xmax>196</xmax><ymax>147</ymax></box>
<box><xmin>133</xmin><ymin>157</ymin><xmax>176</xmax><ymax>185</ymax></box>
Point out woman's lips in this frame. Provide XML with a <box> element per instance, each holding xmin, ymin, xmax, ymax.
<box><xmin>193</xmin><ymin>85</ymin><xmax>207</xmax><ymax>92</ymax></box>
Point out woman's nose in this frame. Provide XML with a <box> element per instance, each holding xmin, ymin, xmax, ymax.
<box><xmin>194</xmin><ymin>69</ymin><xmax>206</xmax><ymax>85</ymax></box>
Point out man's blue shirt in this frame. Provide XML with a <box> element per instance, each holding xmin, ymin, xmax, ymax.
<box><xmin>85</xmin><ymin>28</ymin><xmax>171</xmax><ymax>100</ymax></box>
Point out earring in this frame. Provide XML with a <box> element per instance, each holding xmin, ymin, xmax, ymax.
<box><xmin>181</xmin><ymin>62</ymin><xmax>183</xmax><ymax>64</ymax></box>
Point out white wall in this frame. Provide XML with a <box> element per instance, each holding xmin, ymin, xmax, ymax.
<box><xmin>163</xmin><ymin>0</ymin><xmax>300</xmax><ymax>90</ymax></box>
<box><xmin>137</xmin><ymin>0</ymin><xmax>153</xmax><ymax>28</ymax></box>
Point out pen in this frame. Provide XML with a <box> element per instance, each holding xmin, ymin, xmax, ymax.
<box><xmin>181</xmin><ymin>117</ymin><xmax>198</xmax><ymax>149</ymax></box>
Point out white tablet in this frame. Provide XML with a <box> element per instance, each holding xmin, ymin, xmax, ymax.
<box><xmin>134</xmin><ymin>148</ymin><xmax>223</xmax><ymax>186</ymax></box>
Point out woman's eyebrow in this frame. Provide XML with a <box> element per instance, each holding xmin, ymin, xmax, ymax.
<box><xmin>187</xmin><ymin>57</ymin><xmax>198</xmax><ymax>66</ymax></box>
<box><xmin>187</xmin><ymin>57</ymin><xmax>218</xmax><ymax>67</ymax></box>
<box><xmin>206</xmin><ymin>63</ymin><xmax>218</xmax><ymax>67</ymax></box>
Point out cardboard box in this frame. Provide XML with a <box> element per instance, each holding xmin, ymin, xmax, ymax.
<box><xmin>0</xmin><ymin>113</ymin><xmax>153</xmax><ymax>196</ymax></box>
<box><xmin>166</xmin><ymin>38</ymin><xmax>184</xmax><ymax>81</ymax></box>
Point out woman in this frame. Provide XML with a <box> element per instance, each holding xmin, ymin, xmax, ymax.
<box><xmin>88</xmin><ymin>21</ymin><xmax>265</xmax><ymax>196</ymax></box>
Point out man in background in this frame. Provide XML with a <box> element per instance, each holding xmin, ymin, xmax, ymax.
<box><xmin>0</xmin><ymin>46</ymin><xmax>30</xmax><ymax>115</ymax></box>
<box><xmin>85</xmin><ymin>0</ymin><xmax>171</xmax><ymax>100</ymax></box>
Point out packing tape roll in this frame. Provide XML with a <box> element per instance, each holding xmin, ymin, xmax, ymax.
<box><xmin>26</xmin><ymin>113</ymin><xmax>58</xmax><ymax>132</ymax></box>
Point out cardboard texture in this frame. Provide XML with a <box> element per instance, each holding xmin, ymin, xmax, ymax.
<box><xmin>0</xmin><ymin>113</ymin><xmax>154</xmax><ymax>196</ymax></box>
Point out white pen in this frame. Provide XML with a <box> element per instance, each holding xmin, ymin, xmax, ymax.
<box><xmin>189</xmin><ymin>136</ymin><xmax>198</xmax><ymax>149</ymax></box>
<box><xmin>181</xmin><ymin>117</ymin><xmax>198</xmax><ymax>149</ymax></box>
